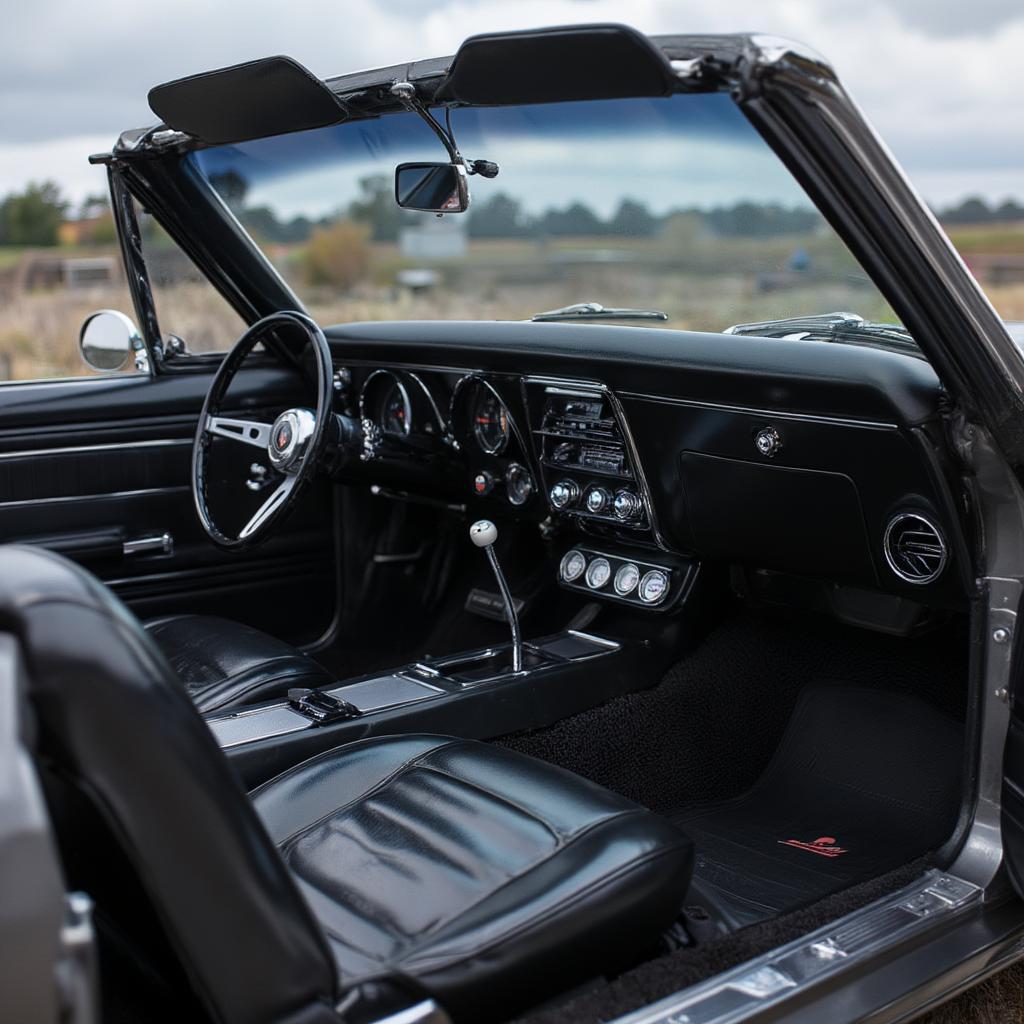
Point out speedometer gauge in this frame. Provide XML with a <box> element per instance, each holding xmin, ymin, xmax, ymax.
<box><xmin>473</xmin><ymin>389</ymin><xmax>510</xmax><ymax>454</ymax></box>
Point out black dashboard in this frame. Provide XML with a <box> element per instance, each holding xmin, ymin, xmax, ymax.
<box><xmin>325</xmin><ymin>320</ymin><xmax>968</xmax><ymax>612</ymax></box>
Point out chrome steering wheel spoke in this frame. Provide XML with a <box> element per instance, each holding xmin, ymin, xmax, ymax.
<box><xmin>206</xmin><ymin>416</ymin><xmax>273</xmax><ymax>449</ymax></box>
<box><xmin>239</xmin><ymin>475</ymin><xmax>297</xmax><ymax>540</ymax></box>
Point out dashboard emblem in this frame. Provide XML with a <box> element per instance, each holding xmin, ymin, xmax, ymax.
<box><xmin>754</xmin><ymin>426</ymin><xmax>782</xmax><ymax>458</ymax></box>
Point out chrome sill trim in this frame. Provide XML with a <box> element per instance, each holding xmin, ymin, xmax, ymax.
<box><xmin>0</xmin><ymin>485</ymin><xmax>189</xmax><ymax>510</ymax></box>
<box><xmin>611</xmin><ymin>871</ymin><xmax>981</xmax><ymax>1024</ymax></box>
<box><xmin>0</xmin><ymin>438</ymin><xmax>191</xmax><ymax>461</ymax></box>
<box><xmin>617</xmin><ymin>390</ymin><xmax>899</xmax><ymax>430</ymax></box>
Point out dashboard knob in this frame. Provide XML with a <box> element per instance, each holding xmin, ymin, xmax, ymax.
<box><xmin>613</xmin><ymin>489</ymin><xmax>641</xmax><ymax>521</ymax></box>
<box><xmin>585</xmin><ymin>486</ymin><xmax>612</xmax><ymax>514</ymax></box>
<box><xmin>550</xmin><ymin>479</ymin><xmax>580</xmax><ymax>509</ymax></box>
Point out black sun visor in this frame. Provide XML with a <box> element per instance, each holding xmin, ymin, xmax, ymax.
<box><xmin>434</xmin><ymin>23</ymin><xmax>678</xmax><ymax>106</ymax></box>
<box><xmin>148</xmin><ymin>55</ymin><xmax>348</xmax><ymax>146</ymax></box>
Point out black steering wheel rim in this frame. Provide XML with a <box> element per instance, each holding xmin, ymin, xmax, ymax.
<box><xmin>191</xmin><ymin>311</ymin><xmax>333</xmax><ymax>551</ymax></box>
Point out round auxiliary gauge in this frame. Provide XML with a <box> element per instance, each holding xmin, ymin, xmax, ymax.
<box><xmin>585</xmin><ymin>557</ymin><xmax>612</xmax><ymax>590</ymax></box>
<box><xmin>472</xmin><ymin>388</ymin><xmax>511</xmax><ymax>454</ymax></box>
<box><xmin>638</xmin><ymin>569</ymin><xmax>670</xmax><ymax>605</ymax></box>
<box><xmin>560</xmin><ymin>549</ymin><xmax>587</xmax><ymax>583</ymax></box>
<box><xmin>614</xmin><ymin>562</ymin><xmax>641</xmax><ymax>596</ymax></box>
<box><xmin>505</xmin><ymin>463</ymin><xmax>533</xmax><ymax>506</ymax></box>
<box><xmin>381</xmin><ymin>379</ymin><xmax>411</xmax><ymax>436</ymax></box>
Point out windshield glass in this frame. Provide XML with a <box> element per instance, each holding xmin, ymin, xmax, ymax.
<box><xmin>192</xmin><ymin>93</ymin><xmax>897</xmax><ymax>333</ymax></box>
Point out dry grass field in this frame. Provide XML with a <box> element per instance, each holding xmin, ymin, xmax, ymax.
<box><xmin>1</xmin><ymin>221</ymin><xmax>1021</xmax><ymax>383</ymax></box>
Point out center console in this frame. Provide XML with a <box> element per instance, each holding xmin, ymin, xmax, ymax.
<box><xmin>207</xmin><ymin>629</ymin><xmax>630</xmax><ymax>786</ymax></box>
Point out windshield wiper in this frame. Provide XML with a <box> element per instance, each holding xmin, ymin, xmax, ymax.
<box><xmin>724</xmin><ymin>311</ymin><xmax>921</xmax><ymax>357</ymax></box>
<box><xmin>532</xmin><ymin>302</ymin><xmax>668</xmax><ymax>323</ymax></box>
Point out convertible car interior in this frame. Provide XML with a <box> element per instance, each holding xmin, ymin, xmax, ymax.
<box><xmin>4</xmin><ymin>23</ymin><xmax>1023</xmax><ymax>1024</ymax></box>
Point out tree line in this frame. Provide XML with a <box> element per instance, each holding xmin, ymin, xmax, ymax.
<box><xmin>2</xmin><ymin>174</ymin><xmax>1023</xmax><ymax>248</ymax></box>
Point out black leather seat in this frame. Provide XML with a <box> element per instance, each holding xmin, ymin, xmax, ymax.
<box><xmin>2</xmin><ymin>544</ymin><xmax>694</xmax><ymax>1024</ymax></box>
<box><xmin>144</xmin><ymin>614</ymin><xmax>335</xmax><ymax>713</ymax></box>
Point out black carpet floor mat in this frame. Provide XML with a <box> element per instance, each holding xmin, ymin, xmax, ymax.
<box><xmin>500</xmin><ymin>608</ymin><xmax>967</xmax><ymax>817</ymax></box>
<box><xmin>676</xmin><ymin>685</ymin><xmax>963</xmax><ymax>929</ymax></box>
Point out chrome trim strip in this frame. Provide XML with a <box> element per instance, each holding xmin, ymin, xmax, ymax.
<box><xmin>0</xmin><ymin>485</ymin><xmax>189</xmax><ymax>510</ymax></box>
<box><xmin>565</xmin><ymin>629</ymin><xmax>621</xmax><ymax>650</ymax></box>
<box><xmin>617</xmin><ymin>390</ymin><xmax>900</xmax><ymax>430</ymax></box>
<box><xmin>611</xmin><ymin>871</ymin><xmax>981</xmax><ymax>1024</ymax></box>
<box><xmin>0</xmin><ymin>438</ymin><xmax>191</xmax><ymax>461</ymax></box>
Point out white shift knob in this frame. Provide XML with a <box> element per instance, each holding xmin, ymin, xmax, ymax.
<box><xmin>470</xmin><ymin>519</ymin><xmax>498</xmax><ymax>548</ymax></box>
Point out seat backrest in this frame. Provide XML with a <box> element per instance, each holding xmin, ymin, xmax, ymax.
<box><xmin>0</xmin><ymin>545</ymin><xmax>339</xmax><ymax>1024</ymax></box>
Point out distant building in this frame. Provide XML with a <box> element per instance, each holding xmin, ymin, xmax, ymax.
<box><xmin>399</xmin><ymin>215</ymin><xmax>467</xmax><ymax>260</ymax></box>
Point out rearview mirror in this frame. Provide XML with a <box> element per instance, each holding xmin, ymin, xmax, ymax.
<box><xmin>79</xmin><ymin>309</ymin><xmax>142</xmax><ymax>371</ymax></box>
<box><xmin>395</xmin><ymin>162</ymin><xmax>469</xmax><ymax>213</ymax></box>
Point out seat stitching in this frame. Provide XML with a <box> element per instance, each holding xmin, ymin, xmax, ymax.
<box><xmin>275</xmin><ymin>738</ymin><xmax>467</xmax><ymax>851</ymax></box>
<box><xmin>401</xmin><ymin>841</ymin><xmax>691</xmax><ymax>973</ymax></box>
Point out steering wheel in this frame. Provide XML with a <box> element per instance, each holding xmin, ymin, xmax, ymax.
<box><xmin>191</xmin><ymin>311</ymin><xmax>333</xmax><ymax>550</ymax></box>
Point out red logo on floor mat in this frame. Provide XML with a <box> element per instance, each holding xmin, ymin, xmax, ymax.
<box><xmin>779</xmin><ymin>836</ymin><xmax>848</xmax><ymax>858</ymax></box>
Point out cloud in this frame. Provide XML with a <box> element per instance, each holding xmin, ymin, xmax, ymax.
<box><xmin>0</xmin><ymin>0</ymin><xmax>1021</xmax><ymax>207</ymax></box>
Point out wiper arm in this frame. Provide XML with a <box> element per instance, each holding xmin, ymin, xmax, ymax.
<box><xmin>532</xmin><ymin>301</ymin><xmax>668</xmax><ymax>323</ymax></box>
<box><xmin>724</xmin><ymin>311</ymin><xmax>920</xmax><ymax>356</ymax></box>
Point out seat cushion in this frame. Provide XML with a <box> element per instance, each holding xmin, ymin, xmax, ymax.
<box><xmin>144</xmin><ymin>614</ymin><xmax>335</xmax><ymax>714</ymax></box>
<box><xmin>252</xmin><ymin>735</ymin><xmax>693</xmax><ymax>1021</ymax></box>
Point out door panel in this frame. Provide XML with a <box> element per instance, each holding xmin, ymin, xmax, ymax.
<box><xmin>0</xmin><ymin>365</ymin><xmax>337</xmax><ymax>647</ymax></box>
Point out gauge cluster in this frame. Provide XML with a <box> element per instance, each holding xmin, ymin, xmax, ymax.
<box><xmin>558</xmin><ymin>546</ymin><xmax>674</xmax><ymax>609</ymax></box>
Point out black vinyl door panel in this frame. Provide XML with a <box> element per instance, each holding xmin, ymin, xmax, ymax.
<box><xmin>0</xmin><ymin>367</ymin><xmax>336</xmax><ymax>647</ymax></box>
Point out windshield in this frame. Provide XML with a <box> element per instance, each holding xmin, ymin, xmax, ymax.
<box><xmin>192</xmin><ymin>93</ymin><xmax>897</xmax><ymax>334</ymax></box>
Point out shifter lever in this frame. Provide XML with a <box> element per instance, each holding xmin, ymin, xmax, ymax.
<box><xmin>470</xmin><ymin>519</ymin><xmax>523</xmax><ymax>672</ymax></box>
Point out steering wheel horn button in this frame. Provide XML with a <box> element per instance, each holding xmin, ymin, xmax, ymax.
<box><xmin>268</xmin><ymin>408</ymin><xmax>316</xmax><ymax>472</ymax></box>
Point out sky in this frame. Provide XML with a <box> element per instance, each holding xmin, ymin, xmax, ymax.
<box><xmin>1</xmin><ymin>0</ymin><xmax>1022</xmax><ymax>211</ymax></box>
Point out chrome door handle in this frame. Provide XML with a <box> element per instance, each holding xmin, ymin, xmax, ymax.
<box><xmin>123</xmin><ymin>533</ymin><xmax>173</xmax><ymax>557</ymax></box>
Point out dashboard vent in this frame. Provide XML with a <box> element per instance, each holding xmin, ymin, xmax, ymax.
<box><xmin>883</xmin><ymin>513</ymin><xmax>947</xmax><ymax>585</ymax></box>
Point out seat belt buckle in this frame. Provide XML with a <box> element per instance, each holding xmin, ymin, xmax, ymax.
<box><xmin>287</xmin><ymin>688</ymin><xmax>362</xmax><ymax>725</ymax></box>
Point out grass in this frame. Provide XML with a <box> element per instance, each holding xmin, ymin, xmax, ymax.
<box><xmin>0</xmin><ymin>221</ymin><xmax>1022</xmax><ymax>382</ymax></box>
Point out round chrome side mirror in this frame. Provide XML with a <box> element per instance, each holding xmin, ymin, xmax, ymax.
<box><xmin>79</xmin><ymin>310</ymin><xmax>142</xmax><ymax>372</ymax></box>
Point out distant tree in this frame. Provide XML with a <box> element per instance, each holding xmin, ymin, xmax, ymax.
<box><xmin>705</xmin><ymin>201</ymin><xmax>820</xmax><ymax>237</ymax></box>
<box><xmin>348</xmin><ymin>174</ymin><xmax>403</xmax><ymax>241</ymax></box>
<box><xmin>940</xmin><ymin>196</ymin><xmax>993</xmax><ymax>225</ymax></box>
<box><xmin>0</xmin><ymin>181</ymin><xmax>68</xmax><ymax>246</ymax></box>
<box><xmin>303</xmin><ymin>220</ymin><xmax>371</xmax><ymax>290</ymax></box>
<box><xmin>541</xmin><ymin>202</ymin><xmax>604</xmax><ymax>236</ymax></box>
<box><xmin>469</xmin><ymin>192</ymin><xmax>532</xmax><ymax>238</ymax></box>
<box><xmin>77</xmin><ymin>192</ymin><xmax>110</xmax><ymax>220</ymax></box>
<box><xmin>607</xmin><ymin>198</ymin><xmax>658</xmax><ymax>237</ymax></box>
<box><xmin>993</xmin><ymin>199</ymin><xmax>1024</xmax><ymax>223</ymax></box>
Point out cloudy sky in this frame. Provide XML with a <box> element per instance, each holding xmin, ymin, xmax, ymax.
<box><xmin>2</xmin><ymin>0</ymin><xmax>1021</xmax><ymax>210</ymax></box>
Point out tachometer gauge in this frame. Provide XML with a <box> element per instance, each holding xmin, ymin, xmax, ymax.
<box><xmin>473</xmin><ymin>389</ymin><xmax>510</xmax><ymax>454</ymax></box>
<box><xmin>381</xmin><ymin>380</ymin><xmax>411</xmax><ymax>436</ymax></box>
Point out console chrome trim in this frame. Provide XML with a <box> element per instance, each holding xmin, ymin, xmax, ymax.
<box><xmin>612</xmin><ymin>871</ymin><xmax>982</xmax><ymax>1024</ymax></box>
